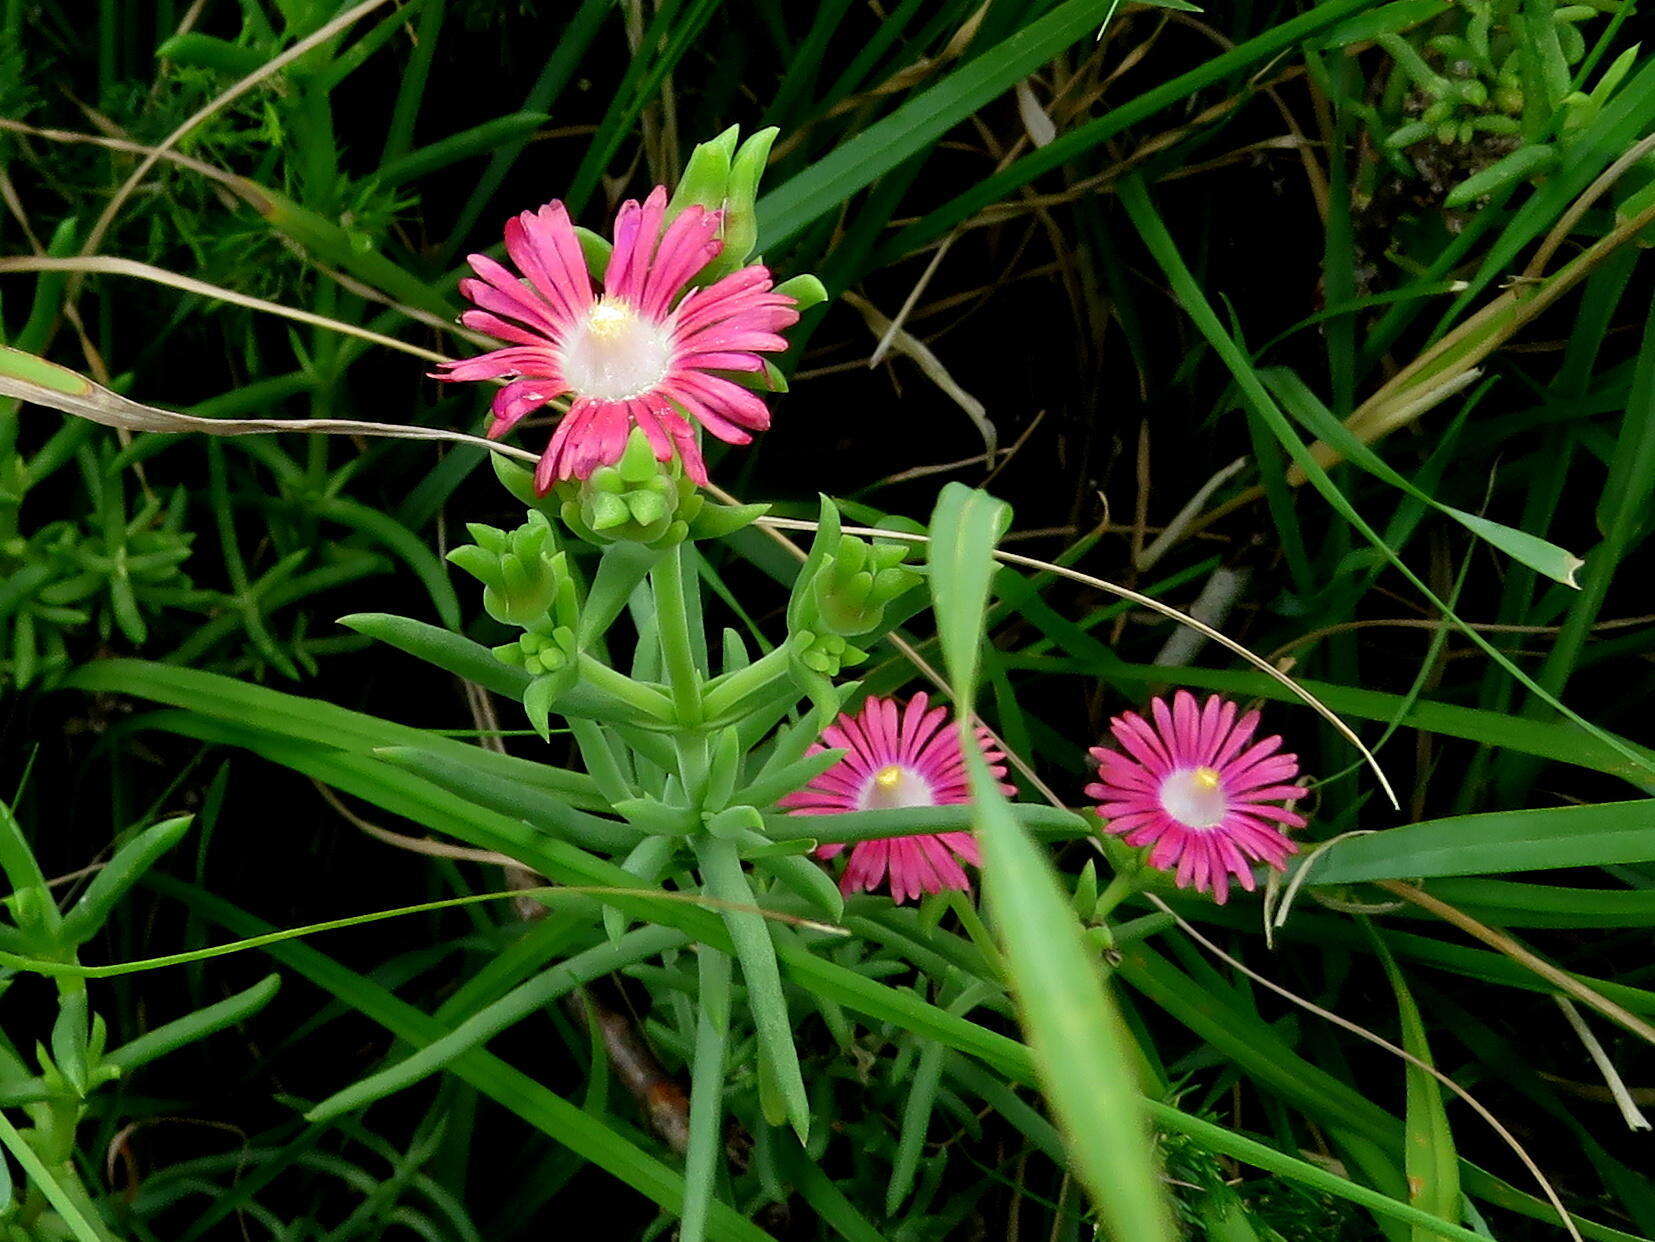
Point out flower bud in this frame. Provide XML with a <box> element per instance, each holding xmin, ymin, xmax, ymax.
<box><xmin>666</xmin><ymin>125</ymin><xmax>739</xmax><ymax>221</ymax></box>
<box><xmin>810</xmin><ymin>534</ymin><xmax>921</xmax><ymax>637</ymax></box>
<box><xmin>791</xmin><ymin>628</ymin><xmax>868</xmax><ymax>677</ymax></box>
<box><xmin>556</xmin><ymin>427</ymin><xmax>701</xmax><ymax>547</ymax></box>
<box><xmin>446</xmin><ymin>510</ymin><xmax>575</xmax><ymax>629</ymax></box>
<box><xmin>664</xmin><ymin>125</ymin><xmax>780</xmax><ymax>284</ymax></box>
<box><xmin>493</xmin><ymin>626</ymin><xmax>580</xmax><ymax>740</ymax></box>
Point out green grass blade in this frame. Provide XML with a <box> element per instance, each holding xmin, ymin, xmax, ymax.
<box><xmin>885</xmin><ymin>1038</ymin><xmax>944</xmax><ymax>1216</ymax></box>
<box><xmin>1262</xmin><ymin>367</ymin><xmax>1583</xmax><ymax>586</ymax></box>
<box><xmin>1368</xmin><ymin>928</ymin><xmax>1460</xmax><ymax>1240</ymax></box>
<box><xmin>681</xmin><ymin>947</ymin><xmax>733</xmax><ymax>1242</ymax></box>
<box><xmin>1303</xmin><ymin>799</ymin><xmax>1655</xmax><ymax>885</ymax></box>
<box><xmin>927</xmin><ymin>482</ymin><xmax>1175</xmax><ymax>1242</ymax></box>
<box><xmin>756</xmin><ymin>0</ymin><xmax>1123</xmax><ymax>249</ymax></box>
<box><xmin>106</xmin><ymin>974</ymin><xmax>282</xmax><ymax>1073</ymax></box>
<box><xmin>696</xmin><ymin>834</ymin><xmax>811</xmax><ymax>1143</ymax></box>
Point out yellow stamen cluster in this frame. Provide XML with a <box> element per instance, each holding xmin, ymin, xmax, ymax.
<box><xmin>586</xmin><ymin>298</ymin><xmax>634</xmax><ymax>340</ymax></box>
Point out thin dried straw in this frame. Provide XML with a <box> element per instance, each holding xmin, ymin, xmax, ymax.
<box><xmin>0</xmin><ymin>256</ymin><xmax>454</xmax><ymax>365</ymax></box>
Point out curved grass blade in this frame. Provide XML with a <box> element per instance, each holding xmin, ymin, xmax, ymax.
<box><xmin>1368</xmin><ymin>928</ymin><xmax>1461</xmax><ymax>1241</ymax></box>
<box><xmin>1262</xmin><ymin>367</ymin><xmax>1583</xmax><ymax>586</ymax></box>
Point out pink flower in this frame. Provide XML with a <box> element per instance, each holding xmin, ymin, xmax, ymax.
<box><xmin>435</xmin><ymin>188</ymin><xmax>799</xmax><ymax>492</ymax></box>
<box><xmin>1086</xmin><ymin>691</ymin><xmax>1305</xmax><ymax>904</ymax></box>
<box><xmin>779</xmin><ymin>693</ymin><xmax>1015</xmax><ymax>903</ymax></box>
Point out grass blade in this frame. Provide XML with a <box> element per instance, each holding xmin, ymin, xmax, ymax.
<box><xmin>696</xmin><ymin>835</ymin><xmax>811</xmax><ymax>1143</ymax></box>
<box><xmin>757</xmin><ymin>0</ymin><xmax>1123</xmax><ymax>249</ymax></box>
<box><xmin>927</xmin><ymin>482</ymin><xmax>1175</xmax><ymax>1242</ymax></box>
<box><xmin>1305</xmin><ymin>800</ymin><xmax>1655</xmax><ymax>885</ymax></box>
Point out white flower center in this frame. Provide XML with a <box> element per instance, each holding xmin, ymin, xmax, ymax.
<box><xmin>560</xmin><ymin>297</ymin><xmax>674</xmax><ymax>400</ymax></box>
<box><xmin>1158</xmin><ymin>765</ymin><xmax>1228</xmax><ymax>829</ymax></box>
<box><xmin>859</xmin><ymin>763</ymin><xmax>935</xmax><ymax>811</ymax></box>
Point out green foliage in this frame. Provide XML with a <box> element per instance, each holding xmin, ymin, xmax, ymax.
<box><xmin>3</xmin><ymin>2</ymin><xmax>1655</xmax><ymax>1241</ymax></box>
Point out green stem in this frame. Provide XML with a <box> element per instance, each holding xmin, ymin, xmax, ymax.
<box><xmin>675</xmin><ymin>733</ymin><xmax>711</xmax><ymax>804</ymax></box>
<box><xmin>574</xmin><ymin>654</ymin><xmax>676</xmax><ymax>724</ymax></box>
<box><xmin>651</xmin><ymin>545</ymin><xmax>704</xmax><ymax>725</ymax></box>
<box><xmin>1092</xmin><ymin>867</ymin><xmax>1141</xmax><ymax>925</ymax></box>
<box><xmin>944</xmin><ymin>891</ymin><xmax>1004</xmax><ymax>977</ymax></box>
<box><xmin>702</xmin><ymin>644</ymin><xmax>791</xmax><ymax>722</ymax></box>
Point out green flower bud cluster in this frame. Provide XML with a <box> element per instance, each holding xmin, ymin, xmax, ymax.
<box><xmin>1378</xmin><ymin>29</ymin><xmax>1522</xmax><ymax>153</ymax></box>
<box><xmin>1377</xmin><ymin>1</ymin><xmax>1616</xmax><ymax>154</ymax></box>
<box><xmin>790</xmin><ymin>628</ymin><xmax>868</xmax><ymax>677</ymax></box>
<box><xmin>810</xmin><ymin>534</ymin><xmax>922</xmax><ymax>637</ymax></box>
<box><xmin>446</xmin><ymin>511</ymin><xmax>580</xmax><ymax>712</ymax></box>
<box><xmin>446</xmin><ymin>509</ymin><xmax>571</xmax><ymax>629</ymax></box>
<box><xmin>556</xmin><ymin>427</ymin><xmax>696</xmax><ymax>547</ymax></box>
<box><xmin>783</xmin><ymin>500</ymin><xmax>924</xmax><ymax>678</ymax></box>
<box><xmin>495</xmin><ymin>628</ymin><xmax>574</xmax><ymax>679</ymax></box>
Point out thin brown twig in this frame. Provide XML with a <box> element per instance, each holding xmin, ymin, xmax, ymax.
<box><xmin>313</xmin><ymin>782</ymin><xmax>519</xmax><ymax>866</ymax></box>
<box><xmin>1269</xmin><ymin>612</ymin><xmax>1655</xmax><ymax>661</ymax></box>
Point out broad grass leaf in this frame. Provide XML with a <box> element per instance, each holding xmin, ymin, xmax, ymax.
<box><xmin>927</xmin><ymin>482</ymin><xmax>1175</xmax><ymax>1242</ymax></box>
<box><xmin>1306</xmin><ymin>800</ymin><xmax>1655</xmax><ymax>885</ymax></box>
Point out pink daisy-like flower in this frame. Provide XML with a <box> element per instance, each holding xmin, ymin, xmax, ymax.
<box><xmin>435</xmin><ymin>187</ymin><xmax>799</xmax><ymax>492</ymax></box>
<box><xmin>779</xmin><ymin>693</ymin><xmax>1015</xmax><ymax>903</ymax></box>
<box><xmin>1086</xmin><ymin>691</ymin><xmax>1305</xmax><ymax>904</ymax></box>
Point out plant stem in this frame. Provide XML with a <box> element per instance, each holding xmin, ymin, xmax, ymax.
<box><xmin>575</xmin><ymin>653</ymin><xmax>676</xmax><ymax>723</ymax></box>
<box><xmin>651</xmin><ymin>544</ymin><xmax>704</xmax><ymax>725</ymax></box>
<box><xmin>1092</xmin><ymin>867</ymin><xmax>1140</xmax><ymax>925</ymax></box>
<box><xmin>703</xmin><ymin>643</ymin><xmax>791</xmax><ymax>722</ymax></box>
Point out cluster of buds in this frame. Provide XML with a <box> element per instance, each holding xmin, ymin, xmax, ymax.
<box><xmin>447</xmin><ymin>511</ymin><xmax>580</xmax><ymax>722</ymax></box>
<box><xmin>810</xmin><ymin>533</ymin><xmax>922</xmax><ymax>636</ymax></box>
<box><xmin>556</xmin><ymin>428</ymin><xmax>698</xmax><ymax>546</ymax></box>
<box><xmin>786</xmin><ymin>503</ymin><xmax>923</xmax><ymax>677</ymax></box>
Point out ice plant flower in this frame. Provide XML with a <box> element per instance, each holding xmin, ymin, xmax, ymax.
<box><xmin>779</xmin><ymin>694</ymin><xmax>1014</xmax><ymax>903</ymax></box>
<box><xmin>436</xmin><ymin>187</ymin><xmax>798</xmax><ymax>491</ymax></box>
<box><xmin>1086</xmin><ymin>691</ymin><xmax>1305</xmax><ymax>904</ymax></box>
